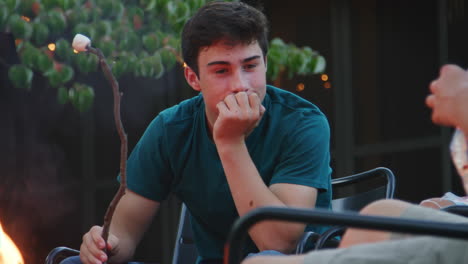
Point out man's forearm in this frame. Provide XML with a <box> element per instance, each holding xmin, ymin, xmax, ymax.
<box><xmin>216</xmin><ymin>141</ymin><xmax>307</xmax><ymax>252</ymax></box>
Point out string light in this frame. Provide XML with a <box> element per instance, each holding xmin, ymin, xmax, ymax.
<box><xmin>20</xmin><ymin>16</ymin><xmax>30</xmax><ymax>22</ymax></box>
<box><xmin>48</xmin><ymin>43</ymin><xmax>56</xmax><ymax>51</ymax></box>
<box><xmin>296</xmin><ymin>83</ymin><xmax>305</xmax><ymax>92</ymax></box>
<box><xmin>73</xmin><ymin>49</ymin><xmax>79</xmax><ymax>54</ymax></box>
<box><xmin>321</xmin><ymin>74</ymin><xmax>328</xmax><ymax>82</ymax></box>
<box><xmin>324</xmin><ymin>82</ymin><xmax>331</xmax><ymax>89</ymax></box>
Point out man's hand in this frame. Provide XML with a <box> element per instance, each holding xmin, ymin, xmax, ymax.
<box><xmin>80</xmin><ymin>225</ymin><xmax>119</xmax><ymax>264</ymax></box>
<box><xmin>213</xmin><ymin>92</ymin><xmax>265</xmax><ymax>145</ymax></box>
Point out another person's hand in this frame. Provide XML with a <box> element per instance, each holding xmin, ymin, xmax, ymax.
<box><xmin>79</xmin><ymin>225</ymin><xmax>119</xmax><ymax>264</ymax></box>
<box><xmin>213</xmin><ymin>92</ymin><xmax>265</xmax><ymax>145</ymax></box>
<box><xmin>426</xmin><ymin>64</ymin><xmax>468</xmax><ymax>131</ymax></box>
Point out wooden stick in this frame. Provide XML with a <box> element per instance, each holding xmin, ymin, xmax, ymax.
<box><xmin>87</xmin><ymin>46</ymin><xmax>127</xmax><ymax>263</ymax></box>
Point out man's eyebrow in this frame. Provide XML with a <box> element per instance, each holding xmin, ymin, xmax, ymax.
<box><xmin>206</xmin><ymin>55</ymin><xmax>262</xmax><ymax>66</ymax></box>
<box><xmin>243</xmin><ymin>55</ymin><xmax>261</xmax><ymax>63</ymax></box>
<box><xmin>207</xmin><ymin>61</ymin><xmax>229</xmax><ymax>66</ymax></box>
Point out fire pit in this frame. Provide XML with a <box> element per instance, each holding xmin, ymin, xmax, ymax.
<box><xmin>0</xmin><ymin>221</ymin><xmax>24</xmax><ymax>264</ymax></box>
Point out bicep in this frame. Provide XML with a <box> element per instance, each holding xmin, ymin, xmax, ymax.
<box><xmin>270</xmin><ymin>183</ymin><xmax>318</xmax><ymax>209</ymax></box>
<box><xmin>111</xmin><ymin>189</ymin><xmax>160</xmax><ymax>248</ymax></box>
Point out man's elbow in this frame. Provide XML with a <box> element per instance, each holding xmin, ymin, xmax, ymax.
<box><xmin>256</xmin><ymin>236</ymin><xmax>299</xmax><ymax>254</ymax></box>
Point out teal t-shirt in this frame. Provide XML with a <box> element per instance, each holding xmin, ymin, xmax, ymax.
<box><xmin>124</xmin><ymin>85</ymin><xmax>332</xmax><ymax>261</ymax></box>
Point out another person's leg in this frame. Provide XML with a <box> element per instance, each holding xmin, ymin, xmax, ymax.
<box><xmin>339</xmin><ymin>199</ymin><xmax>412</xmax><ymax>248</ymax></box>
<box><xmin>243</xmin><ymin>201</ymin><xmax>468</xmax><ymax>264</ymax></box>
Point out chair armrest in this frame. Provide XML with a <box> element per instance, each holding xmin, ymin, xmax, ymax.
<box><xmin>224</xmin><ymin>207</ymin><xmax>468</xmax><ymax>264</ymax></box>
<box><xmin>443</xmin><ymin>205</ymin><xmax>468</xmax><ymax>217</ymax></box>
<box><xmin>45</xmin><ymin>247</ymin><xmax>80</xmax><ymax>264</ymax></box>
<box><xmin>314</xmin><ymin>226</ymin><xmax>344</xmax><ymax>250</ymax></box>
<box><xmin>294</xmin><ymin>231</ymin><xmax>320</xmax><ymax>254</ymax></box>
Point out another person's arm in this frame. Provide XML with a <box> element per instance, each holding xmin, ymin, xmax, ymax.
<box><xmin>426</xmin><ymin>64</ymin><xmax>468</xmax><ymax>193</ymax></box>
<box><xmin>79</xmin><ymin>190</ymin><xmax>160</xmax><ymax>264</ymax></box>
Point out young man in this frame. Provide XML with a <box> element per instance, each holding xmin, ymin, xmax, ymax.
<box><xmin>242</xmin><ymin>64</ymin><xmax>468</xmax><ymax>264</ymax></box>
<box><xmin>64</xmin><ymin>2</ymin><xmax>332</xmax><ymax>264</ymax></box>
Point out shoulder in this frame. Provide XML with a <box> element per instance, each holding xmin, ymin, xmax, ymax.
<box><xmin>265</xmin><ymin>85</ymin><xmax>328</xmax><ymax>125</ymax></box>
<box><xmin>154</xmin><ymin>94</ymin><xmax>204</xmax><ymax>128</ymax></box>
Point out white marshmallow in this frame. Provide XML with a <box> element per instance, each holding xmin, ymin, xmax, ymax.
<box><xmin>72</xmin><ymin>34</ymin><xmax>91</xmax><ymax>52</ymax></box>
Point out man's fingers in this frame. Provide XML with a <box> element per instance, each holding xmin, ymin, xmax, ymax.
<box><xmin>80</xmin><ymin>237</ymin><xmax>107</xmax><ymax>264</ymax></box>
<box><xmin>235</xmin><ymin>92</ymin><xmax>250</xmax><ymax>109</ymax></box>
<box><xmin>90</xmin><ymin>227</ymin><xmax>106</xmax><ymax>249</ymax></box>
<box><xmin>247</xmin><ymin>93</ymin><xmax>260</xmax><ymax>110</ymax></box>
<box><xmin>216</xmin><ymin>101</ymin><xmax>229</xmax><ymax>115</ymax></box>
<box><xmin>224</xmin><ymin>94</ymin><xmax>239</xmax><ymax>112</ymax></box>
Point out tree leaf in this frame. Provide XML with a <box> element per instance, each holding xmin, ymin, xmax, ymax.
<box><xmin>312</xmin><ymin>55</ymin><xmax>326</xmax><ymax>74</ymax></box>
<box><xmin>55</xmin><ymin>38</ymin><xmax>72</xmax><ymax>62</ymax></box>
<box><xmin>41</xmin><ymin>0</ymin><xmax>59</xmax><ymax>9</ymax></box>
<box><xmin>95</xmin><ymin>20</ymin><xmax>112</xmax><ymax>37</ymax></box>
<box><xmin>5</xmin><ymin>0</ymin><xmax>20</xmax><ymax>11</ymax></box>
<box><xmin>111</xmin><ymin>59</ymin><xmax>127</xmax><ymax>79</ymax></box>
<box><xmin>73</xmin><ymin>23</ymin><xmax>96</xmax><ymax>41</ymax></box>
<box><xmin>70</xmin><ymin>83</ymin><xmax>94</xmax><ymax>112</ymax></box>
<box><xmin>0</xmin><ymin>5</ymin><xmax>9</xmax><ymax>31</ymax></box>
<box><xmin>142</xmin><ymin>33</ymin><xmax>160</xmax><ymax>53</ymax></box>
<box><xmin>57</xmin><ymin>86</ymin><xmax>69</xmax><ymax>104</ymax></box>
<box><xmin>57</xmin><ymin>0</ymin><xmax>74</xmax><ymax>11</ymax></box>
<box><xmin>35</xmin><ymin>52</ymin><xmax>54</xmax><ymax>73</ymax></box>
<box><xmin>32</xmin><ymin>22</ymin><xmax>49</xmax><ymax>46</ymax></box>
<box><xmin>9</xmin><ymin>14</ymin><xmax>33</xmax><ymax>40</ymax></box>
<box><xmin>8</xmin><ymin>64</ymin><xmax>33</xmax><ymax>90</ymax></box>
<box><xmin>60</xmin><ymin>65</ymin><xmax>74</xmax><ymax>84</ymax></box>
<box><xmin>67</xmin><ymin>8</ymin><xmax>90</xmax><ymax>27</ymax></box>
<box><xmin>95</xmin><ymin>39</ymin><xmax>115</xmax><ymax>58</ymax></box>
<box><xmin>46</xmin><ymin>69</ymin><xmax>63</xmax><ymax>87</ymax></box>
<box><xmin>46</xmin><ymin>10</ymin><xmax>67</xmax><ymax>36</ymax></box>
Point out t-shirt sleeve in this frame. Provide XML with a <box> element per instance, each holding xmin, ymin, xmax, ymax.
<box><xmin>269</xmin><ymin>110</ymin><xmax>331</xmax><ymax>192</ymax></box>
<box><xmin>118</xmin><ymin>115</ymin><xmax>173</xmax><ymax>201</ymax></box>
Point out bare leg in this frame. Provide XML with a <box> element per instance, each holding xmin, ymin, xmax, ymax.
<box><xmin>242</xmin><ymin>254</ymin><xmax>305</xmax><ymax>264</ymax></box>
<box><xmin>339</xmin><ymin>199</ymin><xmax>413</xmax><ymax>248</ymax></box>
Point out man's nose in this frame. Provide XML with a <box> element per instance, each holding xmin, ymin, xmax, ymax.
<box><xmin>230</xmin><ymin>71</ymin><xmax>248</xmax><ymax>93</ymax></box>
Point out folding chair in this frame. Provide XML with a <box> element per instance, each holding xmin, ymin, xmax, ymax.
<box><xmin>171</xmin><ymin>204</ymin><xmax>198</xmax><ymax>264</ymax></box>
<box><xmin>295</xmin><ymin>167</ymin><xmax>395</xmax><ymax>253</ymax></box>
<box><xmin>225</xmin><ymin>206</ymin><xmax>468</xmax><ymax>264</ymax></box>
<box><xmin>45</xmin><ymin>204</ymin><xmax>196</xmax><ymax>264</ymax></box>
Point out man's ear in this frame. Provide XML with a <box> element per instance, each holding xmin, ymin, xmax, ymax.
<box><xmin>184</xmin><ymin>66</ymin><xmax>201</xmax><ymax>91</ymax></box>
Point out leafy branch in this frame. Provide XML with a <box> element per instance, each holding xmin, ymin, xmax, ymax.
<box><xmin>1</xmin><ymin>0</ymin><xmax>326</xmax><ymax>113</ymax></box>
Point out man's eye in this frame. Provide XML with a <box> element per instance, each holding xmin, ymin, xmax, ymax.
<box><xmin>244</xmin><ymin>64</ymin><xmax>258</xmax><ymax>70</ymax></box>
<box><xmin>215</xmin><ymin>69</ymin><xmax>227</xmax><ymax>74</ymax></box>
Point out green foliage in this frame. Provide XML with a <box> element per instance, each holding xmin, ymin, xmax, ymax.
<box><xmin>8</xmin><ymin>64</ymin><xmax>33</xmax><ymax>90</ymax></box>
<box><xmin>1</xmin><ymin>0</ymin><xmax>326</xmax><ymax>113</ymax></box>
<box><xmin>267</xmin><ymin>38</ymin><xmax>326</xmax><ymax>81</ymax></box>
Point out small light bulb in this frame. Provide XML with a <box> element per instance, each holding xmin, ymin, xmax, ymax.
<box><xmin>321</xmin><ymin>74</ymin><xmax>329</xmax><ymax>82</ymax></box>
<box><xmin>296</xmin><ymin>83</ymin><xmax>305</xmax><ymax>92</ymax></box>
<box><xmin>48</xmin><ymin>43</ymin><xmax>56</xmax><ymax>51</ymax></box>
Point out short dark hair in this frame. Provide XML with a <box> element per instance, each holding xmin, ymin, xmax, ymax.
<box><xmin>181</xmin><ymin>1</ymin><xmax>269</xmax><ymax>76</ymax></box>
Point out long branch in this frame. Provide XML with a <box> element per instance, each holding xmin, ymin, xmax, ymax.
<box><xmin>87</xmin><ymin>46</ymin><xmax>127</xmax><ymax>261</ymax></box>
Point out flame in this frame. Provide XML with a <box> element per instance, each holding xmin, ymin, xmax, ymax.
<box><xmin>0</xmin><ymin>222</ymin><xmax>24</xmax><ymax>264</ymax></box>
